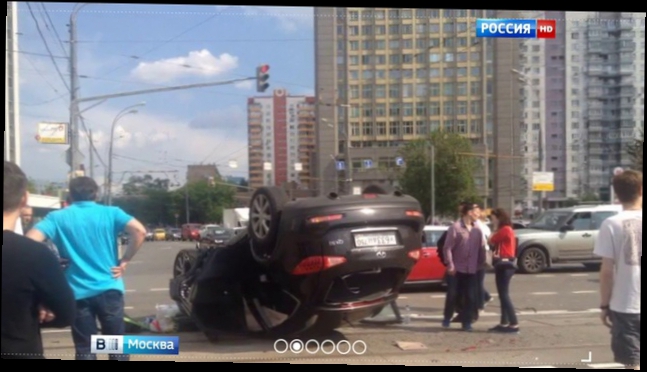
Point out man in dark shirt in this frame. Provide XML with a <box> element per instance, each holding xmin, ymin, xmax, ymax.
<box><xmin>443</xmin><ymin>202</ymin><xmax>486</xmax><ymax>331</ymax></box>
<box><xmin>2</xmin><ymin>161</ymin><xmax>76</xmax><ymax>359</ymax></box>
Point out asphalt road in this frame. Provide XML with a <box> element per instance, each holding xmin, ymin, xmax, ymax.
<box><xmin>40</xmin><ymin>241</ymin><xmax>625</xmax><ymax>367</ymax></box>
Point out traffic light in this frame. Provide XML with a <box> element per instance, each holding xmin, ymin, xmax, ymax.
<box><xmin>256</xmin><ymin>64</ymin><xmax>269</xmax><ymax>93</ymax></box>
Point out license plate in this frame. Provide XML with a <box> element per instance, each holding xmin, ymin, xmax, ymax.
<box><xmin>354</xmin><ymin>233</ymin><xmax>397</xmax><ymax>247</ymax></box>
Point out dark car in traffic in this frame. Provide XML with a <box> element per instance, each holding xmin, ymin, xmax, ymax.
<box><xmin>166</xmin><ymin>228</ymin><xmax>181</xmax><ymax>241</ymax></box>
<box><xmin>169</xmin><ymin>186</ymin><xmax>425</xmax><ymax>338</ymax></box>
<box><xmin>197</xmin><ymin>227</ymin><xmax>234</xmax><ymax>248</ymax></box>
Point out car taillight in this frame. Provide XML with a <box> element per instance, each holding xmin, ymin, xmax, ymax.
<box><xmin>405</xmin><ymin>210</ymin><xmax>423</xmax><ymax>218</ymax></box>
<box><xmin>362</xmin><ymin>194</ymin><xmax>377</xmax><ymax>199</ymax></box>
<box><xmin>307</xmin><ymin>214</ymin><xmax>343</xmax><ymax>224</ymax></box>
<box><xmin>408</xmin><ymin>249</ymin><xmax>421</xmax><ymax>260</ymax></box>
<box><xmin>292</xmin><ymin>256</ymin><xmax>346</xmax><ymax>275</ymax></box>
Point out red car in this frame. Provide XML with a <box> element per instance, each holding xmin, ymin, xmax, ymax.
<box><xmin>181</xmin><ymin>223</ymin><xmax>202</xmax><ymax>241</ymax></box>
<box><xmin>405</xmin><ymin>226</ymin><xmax>448</xmax><ymax>286</ymax></box>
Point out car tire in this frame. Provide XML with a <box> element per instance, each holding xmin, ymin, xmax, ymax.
<box><xmin>518</xmin><ymin>247</ymin><xmax>548</xmax><ymax>274</ymax></box>
<box><xmin>248</xmin><ymin>186</ymin><xmax>288</xmax><ymax>264</ymax></box>
<box><xmin>172</xmin><ymin>249</ymin><xmax>200</xmax><ymax>315</ymax></box>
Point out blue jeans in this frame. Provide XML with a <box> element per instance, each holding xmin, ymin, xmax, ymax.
<box><xmin>494</xmin><ymin>263</ymin><xmax>518</xmax><ymax>326</ymax></box>
<box><xmin>72</xmin><ymin>290</ymin><xmax>129</xmax><ymax>361</ymax></box>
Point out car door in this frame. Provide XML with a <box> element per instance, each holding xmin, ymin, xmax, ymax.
<box><xmin>407</xmin><ymin>229</ymin><xmax>445</xmax><ymax>282</ymax></box>
<box><xmin>588</xmin><ymin>211</ymin><xmax>619</xmax><ymax>258</ymax></box>
<box><xmin>557</xmin><ymin>212</ymin><xmax>594</xmax><ymax>260</ymax></box>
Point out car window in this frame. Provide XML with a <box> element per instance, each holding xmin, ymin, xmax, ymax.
<box><xmin>591</xmin><ymin>211</ymin><xmax>617</xmax><ymax>229</ymax></box>
<box><xmin>568</xmin><ymin>212</ymin><xmax>592</xmax><ymax>231</ymax></box>
<box><xmin>424</xmin><ymin>230</ymin><xmax>444</xmax><ymax>247</ymax></box>
<box><xmin>529</xmin><ymin>211</ymin><xmax>572</xmax><ymax>230</ymax></box>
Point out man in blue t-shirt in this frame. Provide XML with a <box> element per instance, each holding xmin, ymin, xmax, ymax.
<box><xmin>27</xmin><ymin>177</ymin><xmax>146</xmax><ymax>360</ymax></box>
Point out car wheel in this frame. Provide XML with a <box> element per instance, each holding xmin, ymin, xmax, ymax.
<box><xmin>518</xmin><ymin>247</ymin><xmax>548</xmax><ymax>274</ymax></box>
<box><xmin>172</xmin><ymin>249</ymin><xmax>200</xmax><ymax>315</ymax></box>
<box><xmin>248</xmin><ymin>186</ymin><xmax>288</xmax><ymax>263</ymax></box>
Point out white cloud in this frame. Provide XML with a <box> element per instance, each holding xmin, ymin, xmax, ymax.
<box><xmin>130</xmin><ymin>50</ymin><xmax>239</xmax><ymax>83</ymax></box>
<box><xmin>215</xmin><ymin>6</ymin><xmax>313</xmax><ymax>32</ymax></box>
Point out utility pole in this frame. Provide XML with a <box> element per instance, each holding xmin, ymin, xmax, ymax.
<box><xmin>88</xmin><ymin>129</ymin><xmax>94</xmax><ymax>179</ymax></box>
<box><xmin>185</xmin><ymin>183</ymin><xmax>190</xmax><ymax>224</ymax></box>
<box><xmin>430</xmin><ymin>142</ymin><xmax>436</xmax><ymax>223</ymax></box>
<box><xmin>68</xmin><ymin>7</ymin><xmax>81</xmax><ymax>177</ymax></box>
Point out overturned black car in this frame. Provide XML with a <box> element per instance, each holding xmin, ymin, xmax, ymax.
<box><xmin>169</xmin><ymin>186</ymin><xmax>425</xmax><ymax>338</ymax></box>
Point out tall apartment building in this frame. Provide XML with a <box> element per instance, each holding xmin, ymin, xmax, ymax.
<box><xmin>5</xmin><ymin>2</ymin><xmax>21</xmax><ymax>165</ymax></box>
<box><xmin>247</xmin><ymin>89</ymin><xmax>316</xmax><ymax>189</ymax></box>
<box><xmin>520</xmin><ymin>11</ymin><xmax>645</xmax><ymax>206</ymax></box>
<box><xmin>315</xmin><ymin>8</ymin><xmax>524</xmax><ymax>213</ymax></box>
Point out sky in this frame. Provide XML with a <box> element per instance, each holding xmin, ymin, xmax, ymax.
<box><xmin>15</xmin><ymin>3</ymin><xmax>315</xmax><ymax>188</ymax></box>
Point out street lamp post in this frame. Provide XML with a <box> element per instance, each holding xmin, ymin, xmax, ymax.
<box><xmin>106</xmin><ymin>103</ymin><xmax>145</xmax><ymax>205</ymax></box>
<box><xmin>429</xmin><ymin>142</ymin><xmax>436</xmax><ymax>224</ymax></box>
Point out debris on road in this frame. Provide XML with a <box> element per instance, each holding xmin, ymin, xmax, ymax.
<box><xmin>394</xmin><ymin>341</ymin><xmax>427</xmax><ymax>350</ymax></box>
<box><xmin>144</xmin><ymin>304</ymin><xmax>180</xmax><ymax>333</ymax></box>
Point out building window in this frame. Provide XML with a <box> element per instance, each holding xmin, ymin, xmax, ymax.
<box><xmin>444</xmin><ymin>83</ymin><xmax>454</xmax><ymax>95</ymax></box>
<box><xmin>349</xmin><ymin>70</ymin><xmax>359</xmax><ymax>80</ymax></box>
<box><xmin>457</xmin><ymin>82</ymin><xmax>467</xmax><ymax>95</ymax></box>
<box><xmin>457</xmin><ymin>101</ymin><xmax>467</xmax><ymax>115</ymax></box>
<box><xmin>429</xmin><ymin>53</ymin><xmax>440</xmax><ymax>63</ymax></box>
<box><xmin>471</xmin><ymin>100</ymin><xmax>481</xmax><ymax>114</ymax></box>
<box><xmin>389</xmin><ymin>104</ymin><xmax>400</xmax><ymax>117</ymax></box>
<box><xmin>429</xmin><ymin>101</ymin><xmax>440</xmax><ymax>115</ymax></box>
<box><xmin>362</xmin><ymin>70</ymin><xmax>373</xmax><ymax>79</ymax></box>
<box><xmin>389</xmin><ymin>24</ymin><xmax>400</xmax><ymax>35</ymax></box>
<box><xmin>416</xmin><ymin>121</ymin><xmax>427</xmax><ymax>135</ymax></box>
<box><xmin>389</xmin><ymin>69</ymin><xmax>401</xmax><ymax>79</ymax></box>
<box><xmin>376</xmin><ymin>122</ymin><xmax>386</xmax><ymax>135</ymax></box>
<box><xmin>351</xmin><ymin>123</ymin><xmax>360</xmax><ymax>136</ymax></box>
<box><xmin>375</xmin><ymin>25</ymin><xmax>386</xmax><ymax>35</ymax></box>
<box><xmin>362</xmin><ymin>85</ymin><xmax>372</xmax><ymax>98</ymax></box>
<box><xmin>415</xmin><ymin>102</ymin><xmax>427</xmax><ymax>116</ymax></box>
<box><xmin>349</xmin><ymin>85</ymin><xmax>359</xmax><ymax>99</ymax></box>
<box><xmin>362</xmin><ymin>104</ymin><xmax>372</xmax><ymax>117</ymax></box>
<box><xmin>402</xmin><ymin>84</ymin><xmax>413</xmax><ymax>97</ymax></box>
<box><xmin>361</xmin><ymin>25</ymin><xmax>373</xmax><ymax>35</ymax></box>
<box><xmin>443</xmin><ymin>102</ymin><xmax>454</xmax><ymax>115</ymax></box>
<box><xmin>349</xmin><ymin>11</ymin><xmax>359</xmax><ymax>20</ymax></box>
<box><xmin>403</xmin><ymin>121</ymin><xmax>414</xmax><ymax>135</ymax></box>
<box><xmin>457</xmin><ymin>120</ymin><xmax>467</xmax><ymax>133</ymax></box>
<box><xmin>430</xmin><ymin>120</ymin><xmax>440</xmax><ymax>131</ymax></box>
<box><xmin>389</xmin><ymin>122</ymin><xmax>399</xmax><ymax>135</ymax></box>
<box><xmin>349</xmin><ymin>41</ymin><xmax>359</xmax><ymax>50</ymax></box>
<box><xmin>403</xmin><ymin>103</ymin><xmax>414</xmax><ymax>116</ymax></box>
<box><xmin>349</xmin><ymin>56</ymin><xmax>359</xmax><ymax>65</ymax></box>
<box><xmin>349</xmin><ymin>26</ymin><xmax>359</xmax><ymax>35</ymax></box>
<box><xmin>350</xmin><ymin>106</ymin><xmax>360</xmax><ymax>118</ymax></box>
<box><xmin>444</xmin><ymin>120</ymin><xmax>454</xmax><ymax>131</ymax></box>
<box><xmin>389</xmin><ymin>54</ymin><xmax>400</xmax><ymax>64</ymax></box>
<box><xmin>429</xmin><ymin>83</ymin><xmax>440</xmax><ymax>96</ymax></box>
<box><xmin>375</xmin><ymin>104</ymin><xmax>386</xmax><ymax>117</ymax></box>
<box><xmin>471</xmin><ymin>67</ymin><xmax>481</xmax><ymax>76</ymax></box>
<box><xmin>444</xmin><ymin>68</ymin><xmax>455</xmax><ymax>77</ymax></box>
<box><xmin>362</xmin><ymin>122</ymin><xmax>373</xmax><ymax>136</ymax></box>
<box><xmin>375</xmin><ymin>85</ymin><xmax>386</xmax><ymax>98</ymax></box>
<box><xmin>389</xmin><ymin>85</ymin><xmax>400</xmax><ymax>98</ymax></box>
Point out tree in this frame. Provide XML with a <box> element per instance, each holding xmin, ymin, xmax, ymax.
<box><xmin>121</xmin><ymin>174</ymin><xmax>170</xmax><ymax>195</ymax></box>
<box><xmin>396</xmin><ymin>131</ymin><xmax>479</xmax><ymax>218</ymax></box>
<box><xmin>628</xmin><ymin>130</ymin><xmax>642</xmax><ymax>171</ymax></box>
<box><xmin>27</xmin><ymin>179</ymin><xmax>38</xmax><ymax>194</ymax></box>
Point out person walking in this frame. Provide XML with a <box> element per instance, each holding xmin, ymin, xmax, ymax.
<box><xmin>487</xmin><ymin>208</ymin><xmax>520</xmax><ymax>333</ymax></box>
<box><xmin>442</xmin><ymin>202</ymin><xmax>486</xmax><ymax>331</ymax></box>
<box><xmin>593</xmin><ymin>170</ymin><xmax>641</xmax><ymax>370</ymax></box>
<box><xmin>2</xmin><ymin>161</ymin><xmax>76</xmax><ymax>359</ymax></box>
<box><xmin>474</xmin><ymin>206</ymin><xmax>493</xmax><ymax>310</ymax></box>
<box><xmin>26</xmin><ymin>177</ymin><xmax>147</xmax><ymax>361</ymax></box>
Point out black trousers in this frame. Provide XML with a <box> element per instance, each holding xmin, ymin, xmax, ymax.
<box><xmin>455</xmin><ymin>272</ymin><xmax>479</xmax><ymax>326</ymax></box>
<box><xmin>494</xmin><ymin>262</ymin><xmax>518</xmax><ymax>326</ymax></box>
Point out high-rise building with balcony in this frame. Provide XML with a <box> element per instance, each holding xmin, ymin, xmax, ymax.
<box><xmin>314</xmin><ymin>8</ymin><xmax>525</xmax><ymax>213</ymax></box>
<box><xmin>5</xmin><ymin>2</ymin><xmax>21</xmax><ymax>165</ymax></box>
<box><xmin>247</xmin><ymin>89</ymin><xmax>316</xmax><ymax>189</ymax></box>
<box><xmin>519</xmin><ymin>11</ymin><xmax>645</xmax><ymax>206</ymax></box>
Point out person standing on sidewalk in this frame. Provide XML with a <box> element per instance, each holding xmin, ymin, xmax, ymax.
<box><xmin>26</xmin><ymin>177</ymin><xmax>147</xmax><ymax>361</ymax></box>
<box><xmin>474</xmin><ymin>205</ymin><xmax>492</xmax><ymax>311</ymax></box>
<box><xmin>442</xmin><ymin>202</ymin><xmax>486</xmax><ymax>331</ymax></box>
<box><xmin>2</xmin><ymin>161</ymin><xmax>76</xmax><ymax>359</ymax></box>
<box><xmin>487</xmin><ymin>208</ymin><xmax>519</xmax><ymax>334</ymax></box>
<box><xmin>593</xmin><ymin>170</ymin><xmax>641</xmax><ymax>370</ymax></box>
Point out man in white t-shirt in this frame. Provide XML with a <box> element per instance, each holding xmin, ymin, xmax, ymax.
<box><xmin>593</xmin><ymin>170</ymin><xmax>641</xmax><ymax>370</ymax></box>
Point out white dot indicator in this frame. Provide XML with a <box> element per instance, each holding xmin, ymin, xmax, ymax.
<box><xmin>290</xmin><ymin>339</ymin><xmax>304</xmax><ymax>353</ymax></box>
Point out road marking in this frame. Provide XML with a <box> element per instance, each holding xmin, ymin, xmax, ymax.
<box><xmin>398</xmin><ymin>296</ymin><xmax>408</xmax><ymax>299</ymax></box>
<box><xmin>588</xmin><ymin>363</ymin><xmax>624</xmax><ymax>369</ymax></box>
<box><xmin>149</xmin><ymin>288</ymin><xmax>167</xmax><ymax>291</ymax></box>
<box><xmin>572</xmin><ymin>290</ymin><xmax>597</xmax><ymax>294</ymax></box>
<box><xmin>530</xmin><ymin>292</ymin><xmax>558</xmax><ymax>295</ymax></box>
<box><xmin>125</xmin><ymin>306</ymin><xmax>134</xmax><ymax>310</ymax></box>
<box><xmin>535</xmin><ymin>274</ymin><xmax>555</xmax><ymax>278</ymax></box>
<box><xmin>125</xmin><ymin>289</ymin><xmax>136</xmax><ymax>293</ymax></box>
<box><xmin>570</xmin><ymin>273</ymin><xmax>589</xmax><ymax>277</ymax></box>
<box><xmin>43</xmin><ymin>329</ymin><xmax>69</xmax><ymax>334</ymax></box>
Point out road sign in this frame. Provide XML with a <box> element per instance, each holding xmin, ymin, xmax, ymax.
<box><xmin>363</xmin><ymin>159</ymin><xmax>373</xmax><ymax>169</ymax></box>
<box><xmin>395</xmin><ymin>157</ymin><xmax>404</xmax><ymax>166</ymax></box>
<box><xmin>352</xmin><ymin>186</ymin><xmax>361</xmax><ymax>195</ymax></box>
<box><xmin>532</xmin><ymin>171</ymin><xmax>554</xmax><ymax>192</ymax></box>
<box><xmin>65</xmin><ymin>147</ymin><xmax>85</xmax><ymax>166</ymax></box>
<box><xmin>613</xmin><ymin>167</ymin><xmax>624</xmax><ymax>176</ymax></box>
<box><xmin>37</xmin><ymin>122</ymin><xmax>68</xmax><ymax>144</ymax></box>
<box><xmin>336</xmin><ymin>161</ymin><xmax>345</xmax><ymax>171</ymax></box>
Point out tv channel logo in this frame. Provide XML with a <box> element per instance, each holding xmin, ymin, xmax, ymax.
<box><xmin>274</xmin><ymin>338</ymin><xmax>367</xmax><ymax>355</ymax></box>
<box><xmin>476</xmin><ymin>19</ymin><xmax>556</xmax><ymax>38</ymax></box>
<box><xmin>91</xmin><ymin>335</ymin><xmax>179</xmax><ymax>355</ymax></box>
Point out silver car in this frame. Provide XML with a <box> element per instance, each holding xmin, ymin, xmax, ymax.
<box><xmin>515</xmin><ymin>204</ymin><xmax>622</xmax><ymax>274</ymax></box>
